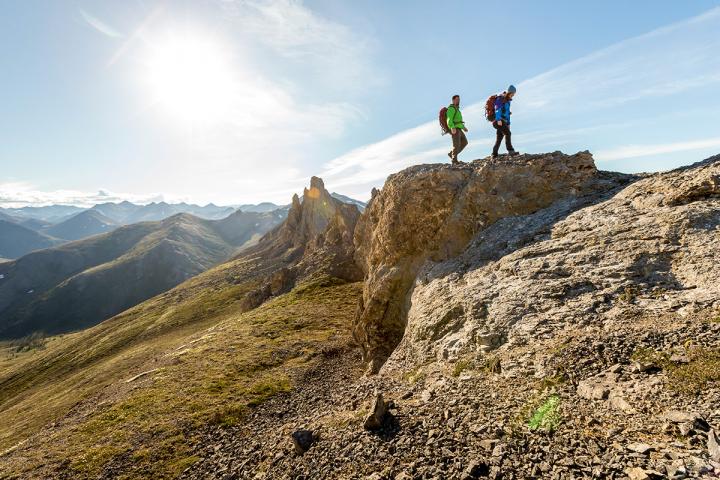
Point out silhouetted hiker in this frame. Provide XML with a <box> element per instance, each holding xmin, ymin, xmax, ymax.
<box><xmin>441</xmin><ymin>95</ymin><xmax>468</xmax><ymax>164</ymax></box>
<box><xmin>485</xmin><ymin>85</ymin><xmax>518</xmax><ymax>158</ymax></box>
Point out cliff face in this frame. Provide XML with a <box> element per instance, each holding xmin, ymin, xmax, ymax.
<box><xmin>352</xmin><ymin>152</ymin><xmax>611</xmax><ymax>371</ymax></box>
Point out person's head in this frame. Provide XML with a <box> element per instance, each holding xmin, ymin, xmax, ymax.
<box><xmin>506</xmin><ymin>84</ymin><xmax>517</xmax><ymax>99</ymax></box>
<box><xmin>452</xmin><ymin>94</ymin><xmax>460</xmax><ymax>106</ymax></box>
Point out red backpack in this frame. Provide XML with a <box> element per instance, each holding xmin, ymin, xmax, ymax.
<box><xmin>438</xmin><ymin>106</ymin><xmax>450</xmax><ymax>135</ymax></box>
<box><xmin>485</xmin><ymin>95</ymin><xmax>498</xmax><ymax>122</ymax></box>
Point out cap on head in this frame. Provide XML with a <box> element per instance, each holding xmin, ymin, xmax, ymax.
<box><xmin>507</xmin><ymin>85</ymin><xmax>517</xmax><ymax>94</ymax></box>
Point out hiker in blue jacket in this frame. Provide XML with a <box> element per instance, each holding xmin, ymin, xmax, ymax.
<box><xmin>492</xmin><ymin>85</ymin><xmax>518</xmax><ymax>158</ymax></box>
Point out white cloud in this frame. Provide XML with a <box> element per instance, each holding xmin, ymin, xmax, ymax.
<box><xmin>5</xmin><ymin>1</ymin><xmax>381</xmax><ymax>207</ymax></box>
<box><xmin>80</xmin><ymin>9</ymin><xmax>124</xmax><ymax>38</ymax></box>
<box><xmin>0</xmin><ymin>182</ymin><xmax>168</xmax><ymax>208</ymax></box>
<box><xmin>514</xmin><ymin>7</ymin><xmax>720</xmax><ymax>115</ymax></box>
<box><xmin>595</xmin><ymin>137</ymin><xmax>720</xmax><ymax>162</ymax></box>
<box><xmin>322</xmin><ymin>6</ymin><xmax>720</xmax><ymax>195</ymax></box>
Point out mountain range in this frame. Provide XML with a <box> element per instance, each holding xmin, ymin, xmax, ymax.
<box><xmin>0</xmin><ymin>209</ymin><xmax>285</xmax><ymax>339</ymax></box>
<box><xmin>0</xmin><ymin>187</ymin><xmax>365</xmax><ymax>339</ymax></box>
<box><xmin>0</xmin><ymin>195</ymin><xmax>364</xmax><ymax>259</ymax></box>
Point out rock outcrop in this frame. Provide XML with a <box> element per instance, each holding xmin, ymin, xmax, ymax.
<box><xmin>352</xmin><ymin>152</ymin><xmax>608</xmax><ymax>371</ymax></box>
<box><xmin>237</xmin><ymin>176</ymin><xmax>363</xmax><ymax>307</ymax></box>
<box><xmin>385</xmin><ymin>154</ymin><xmax>720</xmax><ymax>372</ymax></box>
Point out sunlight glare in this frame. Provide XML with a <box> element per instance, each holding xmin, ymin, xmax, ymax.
<box><xmin>144</xmin><ymin>31</ymin><xmax>235</xmax><ymax>124</ymax></box>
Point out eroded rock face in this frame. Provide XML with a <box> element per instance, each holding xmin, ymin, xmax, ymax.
<box><xmin>237</xmin><ymin>176</ymin><xmax>362</xmax><ymax>307</ymax></box>
<box><xmin>385</xmin><ymin>154</ymin><xmax>720</xmax><ymax>371</ymax></box>
<box><xmin>352</xmin><ymin>152</ymin><xmax>602</xmax><ymax>370</ymax></box>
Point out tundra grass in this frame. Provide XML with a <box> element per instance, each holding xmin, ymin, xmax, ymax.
<box><xmin>0</xmin><ymin>259</ymin><xmax>361</xmax><ymax>478</ymax></box>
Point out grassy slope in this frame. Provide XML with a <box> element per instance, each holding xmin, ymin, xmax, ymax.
<box><xmin>0</xmin><ymin>253</ymin><xmax>361</xmax><ymax>479</ymax></box>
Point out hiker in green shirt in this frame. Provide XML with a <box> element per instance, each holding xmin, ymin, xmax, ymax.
<box><xmin>447</xmin><ymin>95</ymin><xmax>468</xmax><ymax>164</ymax></box>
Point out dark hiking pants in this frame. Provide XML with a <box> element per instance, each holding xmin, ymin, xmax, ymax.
<box><xmin>450</xmin><ymin>129</ymin><xmax>468</xmax><ymax>162</ymax></box>
<box><xmin>492</xmin><ymin>122</ymin><xmax>514</xmax><ymax>155</ymax></box>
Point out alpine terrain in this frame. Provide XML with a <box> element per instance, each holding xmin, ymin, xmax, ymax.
<box><xmin>1</xmin><ymin>152</ymin><xmax>719</xmax><ymax>480</ymax></box>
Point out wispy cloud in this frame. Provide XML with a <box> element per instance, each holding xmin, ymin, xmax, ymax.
<box><xmin>0</xmin><ymin>182</ymin><xmax>168</xmax><ymax>208</ymax></box>
<box><xmin>220</xmin><ymin>0</ymin><xmax>382</xmax><ymax>92</ymax></box>
<box><xmin>596</xmin><ymin>137</ymin><xmax>720</xmax><ymax>162</ymax></box>
<box><xmin>514</xmin><ymin>7</ymin><xmax>720</xmax><ymax>115</ymax></box>
<box><xmin>7</xmin><ymin>0</ymin><xmax>382</xmax><ymax>207</ymax></box>
<box><xmin>80</xmin><ymin>9</ymin><xmax>124</xmax><ymax>38</ymax></box>
<box><xmin>322</xmin><ymin>6</ymin><xmax>720</xmax><ymax>198</ymax></box>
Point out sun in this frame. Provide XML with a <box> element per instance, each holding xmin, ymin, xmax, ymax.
<box><xmin>143</xmin><ymin>31</ymin><xmax>235</xmax><ymax>124</ymax></box>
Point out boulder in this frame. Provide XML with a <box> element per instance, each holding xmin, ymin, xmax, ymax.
<box><xmin>577</xmin><ymin>380</ymin><xmax>610</xmax><ymax>400</ymax></box>
<box><xmin>381</xmin><ymin>153</ymin><xmax>720</xmax><ymax>375</ymax></box>
<box><xmin>291</xmin><ymin>430</ymin><xmax>314</xmax><ymax>455</ymax></box>
<box><xmin>363</xmin><ymin>393</ymin><xmax>389</xmax><ymax>431</ymax></box>
<box><xmin>709</xmin><ymin>429</ymin><xmax>720</xmax><ymax>463</ymax></box>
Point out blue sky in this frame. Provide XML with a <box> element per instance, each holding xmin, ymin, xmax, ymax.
<box><xmin>1</xmin><ymin>0</ymin><xmax>719</xmax><ymax>206</ymax></box>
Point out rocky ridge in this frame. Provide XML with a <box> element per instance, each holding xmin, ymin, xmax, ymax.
<box><xmin>352</xmin><ymin>151</ymin><xmax>609</xmax><ymax>371</ymax></box>
<box><xmin>386</xmin><ymin>153</ymin><xmax>720</xmax><ymax>372</ymax></box>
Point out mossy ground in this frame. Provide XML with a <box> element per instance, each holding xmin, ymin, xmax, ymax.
<box><xmin>631</xmin><ymin>343</ymin><xmax>720</xmax><ymax>395</ymax></box>
<box><xmin>0</xmin><ymin>262</ymin><xmax>362</xmax><ymax>479</ymax></box>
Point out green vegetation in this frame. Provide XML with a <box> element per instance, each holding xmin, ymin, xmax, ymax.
<box><xmin>536</xmin><ymin>374</ymin><xmax>567</xmax><ymax>391</ymax></box>
<box><xmin>631</xmin><ymin>346</ymin><xmax>670</xmax><ymax>367</ymax></box>
<box><xmin>667</xmin><ymin>347</ymin><xmax>720</xmax><ymax>394</ymax></box>
<box><xmin>527</xmin><ymin>394</ymin><xmax>562</xmax><ymax>432</ymax></box>
<box><xmin>0</xmin><ymin>262</ymin><xmax>362</xmax><ymax>478</ymax></box>
<box><xmin>448</xmin><ymin>355</ymin><xmax>502</xmax><ymax>377</ymax></box>
<box><xmin>402</xmin><ymin>366</ymin><xmax>427</xmax><ymax>385</ymax></box>
<box><xmin>452</xmin><ymin>358</ymin><xmax>474</xmax><ymax>377</ymax></box>
<box><xmin>632</xmin><ymin>345</ymin><xmax>720</xmax><ymax>395</ymax></box>
<box><xmin>3</xmin><ymin>332</ymin><xmax>47</xmax><ymax>353</ymax></box>
<box><xmin>481</xmin><ymin>355</ymin><xmax>502</xmax><ymax>374</ymax></box>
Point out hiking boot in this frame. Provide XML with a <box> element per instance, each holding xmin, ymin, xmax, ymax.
<box><xmin>508</xmin><ymin>150</ymin><xmax>520</xmax><ymax>156</ymax></box>
<box><xmin>451</xmin><ymin>159</ymin><xmax>460</xmax><ymax>165</ymax></box>
<box><xmin>447</xmin><ymin>152</ymin><xmax>454</xmax><ymax>162</ymax></box>
<box><xmin>491</xmin><ymin>153</ymin><xmax>499</xmax><ymax>159</ymax></box>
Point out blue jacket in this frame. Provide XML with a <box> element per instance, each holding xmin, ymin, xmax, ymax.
<box><xmin>494</xmin><ymin>95</ymin><xmax>512</xmax><ymax>125</ymax></box>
